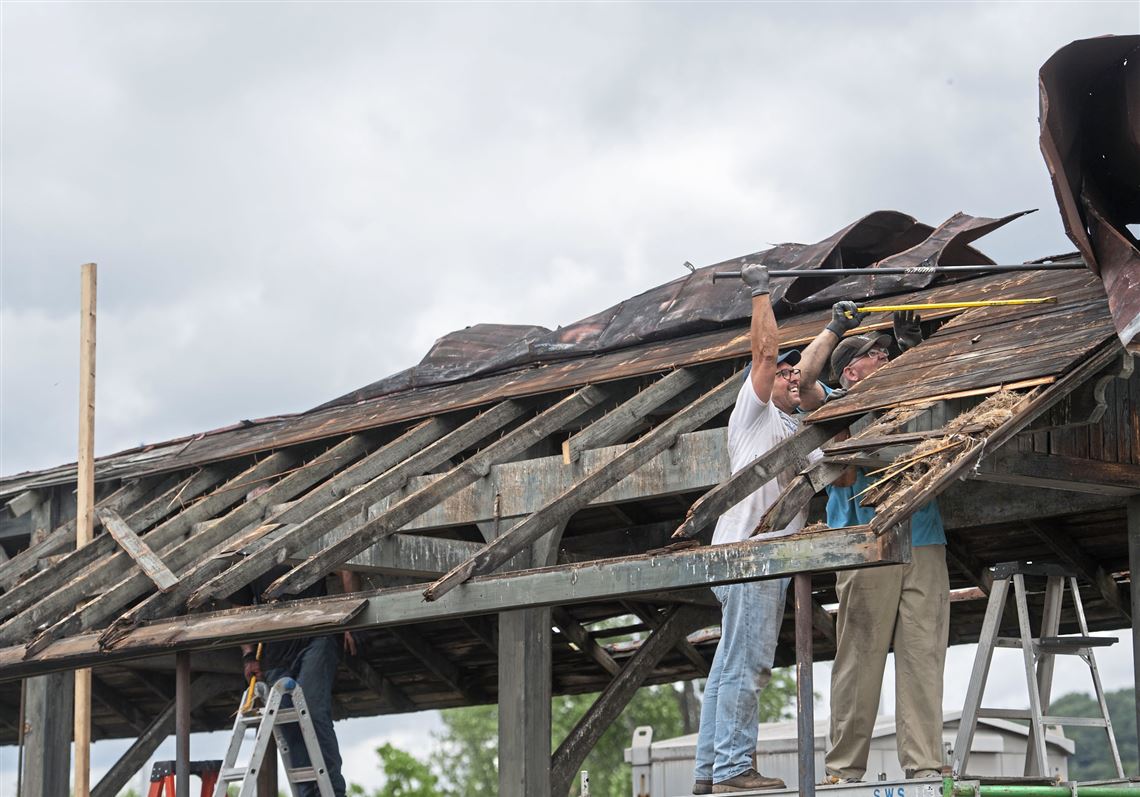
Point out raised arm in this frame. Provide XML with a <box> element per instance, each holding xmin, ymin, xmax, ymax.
<box><xmin>741</xmin><ymin>264</ymin><xmax>778</xmax><ymax>404</ymax></box>
<box><xmin>797</xmin><ymin>300</ymin><xmax>862</xmax><ymax>410</ymax></box>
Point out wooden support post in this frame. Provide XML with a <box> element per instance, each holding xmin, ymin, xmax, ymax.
<box><xmin>75</xmin><ymin>261</ymin><xmax>96</xmax><ymax>797</ymax></box>
<box><xmin>23</xmin><ymin>671</ymin><xmax>75</xmax><ymax>797</ymax></box>
<box><xmin>1129</xmin><ymin>495</ymin><xmax>1140</xmax><ymax>770</ymax></box>
<box><xmin>176</xmin><ymin>652</ymin><xmax>191</xmax><ymax>797</ymax></box>
<box><xmin>794</xmin><ymin>574</ymin><xmax>816</xmax><ymax>797</ymax></box>
<box><xmin>499</xmin><ymin>606</ymin><xmax>553</xmax><ymax>797</ymax></box>
<box><xmin>256</xmin><ymin>737</ymin><xmax>278</xmax><ymax>797</ymax></box>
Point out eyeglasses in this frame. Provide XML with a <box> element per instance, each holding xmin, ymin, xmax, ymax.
<box><xmin>855</xmin><ymin>347</ymin><xmax>889</xmax><ymax>363</ymax></box>
<box><xmin>776</xmin><ymin>368</ymin><xmax>801</xmax><ymax>380</ymax></box>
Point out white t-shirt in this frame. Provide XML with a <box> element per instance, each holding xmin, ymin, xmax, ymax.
<box><xmin>711</xmin><ymin>378</ymin><xmax>816</xmax><ymax>546</ymax></box>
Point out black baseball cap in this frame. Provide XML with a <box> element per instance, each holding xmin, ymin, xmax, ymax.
<box><xmin>830</xmin><ymin>334</ymin><xmax>890</xmax><ymax>381</ymax></box>
<box><xmin>777</xmin><ymin>349</ymin><xmax>801</xmax><ymax>367</ymax></box>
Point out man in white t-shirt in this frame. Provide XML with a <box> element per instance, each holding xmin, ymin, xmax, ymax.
<box><xmin>692</xmin><ymin>263</ymin><xmax>827</xmax><ymax>794</ymax></box>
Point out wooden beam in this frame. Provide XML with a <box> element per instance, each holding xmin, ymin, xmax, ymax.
<box><xmin>622</xmin><ymin>601</ymin><xmax>710</xmax><ymax>677</ymax></box>
<box><xmin>388</xmin><ymin>626</ymin><xmax>485</xmax><ymax>703</ymax></box>
<box><xmin>672</xmin><ymin>419</ymin><xmax>847</xmax><ymax>540</ymax></box>
<box><xmin>944</xmin><ymin>534</ymin><xmax>994</xmax><ymax>594</ymax></box>
<box><xmin>0</xmin><ymin>523</ymin><xmax>908</xmax><ymax>680</ymax></box>
<box><xmin>425</xmin><ymin>372</ymin><xmax>743</xmax><ymax>600</ymax></box>
<box><xmin>98</xmin><ymin>433</ymin><xmax>384</xmax><ymax>636</ymax></box>
<box><xmin>6</xmin><ymin>489</ymin><xmax>42</xmax><ymax>518</ymax></box>
<box><xmin>973</xmin><ymin>450</ymin><xmax>1140</xmax><ymax>496</ymax></box>
<box><xmin>184</xmin><ymin>406</ymin><xmax>520</xmax><ymax>608</ymax></box>
<box><xmin>22</xmin><ymin>671</ymin><xmax>75</xmax><ymax>797</ymax></box>
<box><xmin>75</xmin><ymin>262</ymin><xmax>97</xmax><ymax>797</ymax></box>
<box><xmin>1128</xmin><ymin>495</ymin><xmax>1140</xmax><ymax>769</ymax></box>
<box><xmin>90</xmin><ymin>674</ymin><xmax>231</xmax><ymax>797</ymax></box>
<box><xmin>552</xmin><ymin>607</ymin><xmax>621</xmax><ymax>677</ymax></box>
<box><xmin>500</xmin><ymin>607</ymin><xmax>552</xmax><ymax>797</ymax></box>
<box><xmin>341</xmin><ymin>653</ymin><xmax>416</xmax><ymax>713</ymax></box>
<box><xmin>294</xmin><ymin>532</ymin><xmax>483</xmax><ymax>577</ymax></box>
<box><xmin>867</xmin><ymin>340</ymin><xmax>1127</xmax><ymax>535</ymax></box>
<box><xmin>551</xmin><ymin>604</ymin><xmax>707</xmax><ymax>796</ymax></box>
<box><xmin>96</xmin><ymin>508</ymin><xmax>179</xmax><ymax>592</ymax></box>
<box><xmin>0</xmin><ymin>467</ymin><xmax>229</xmax><ymax>626</ymax></box>
<box><xmin>562</xmin><ymin>368</ymin><xmax>700</xmax><ymax>463</ymax></box>
<box><xmin>1024</xmin><ymin>520</ymin><xmax>1129</xmax><ymax>620</ymax></box>
<box><xmin>266</xmin><ymin>386</ymin><xmax>608</xmax><ymax>599</ymax></box>
<box><xmin>91</xmin><ymin>674</ymin><xmax>151</xmax><ymax>734</ymax></box>
<box><xmin>14</xmin><ymin>453</ymin><xmax>297</xmax><ymax>651</ymax></box>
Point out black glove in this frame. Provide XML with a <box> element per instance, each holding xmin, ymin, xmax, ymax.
<box><xmin>741</xmin><ymin>263</ymin><xmax>770</xmax><ymax>296</ymax></box>
<box><xmin>893</xmin><ymin>310</ymin><xmax>923</xmax><ymax>351</ymax></box>
<box><xmin>826</xmin><ymin>300</ymin><xmax>862</xmax><ymax>337</ymax></box>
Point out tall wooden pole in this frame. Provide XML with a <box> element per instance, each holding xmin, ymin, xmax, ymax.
<box><xmin>74</xmin><ymin>262</ymin><xmax>97</xmax><ymax>797</ymax></box>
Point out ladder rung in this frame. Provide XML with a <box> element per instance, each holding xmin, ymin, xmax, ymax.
<box><xmin>1038</xmin><ymin>636</ymin><xmax>1117</xmax><ymax>650</ymax></box>
<box><xmin>994</xmin><ymin>638</ymin><xmax>1029</xmax><ymax>649</ymax></box>
<box><xmin>284</xmin><ymin>767</ymin><xmax>322</xmax><ymax>783</ymax></box>
<box><xmin>1041</xmin><ymin>715</ymin><xmax>1110</xmax><ymax>727</ymax></box>
<box><xmin>978</xmin><ymin>708</ymin><xmax>1031</xmax><ymax>720</ymax></box>
<box><xmin>238</xmin><ymin>713</ymin><xmax>263</xmax><ymax>725</ymax></box>
<box><xmin>220</xmin><ymin>767</ymin><xmax>251</xmax><ymax>781</ymax></box>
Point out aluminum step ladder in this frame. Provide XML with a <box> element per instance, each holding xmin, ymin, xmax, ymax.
<box><xmin>951</xmin><ymin>562</ymin><xmax>1123</xmax><ymax>779</ymax></box>
<box><xmin>212</xmin><ymin>677</ymin><xmax>335</xmax><ymax>797</ymax></box>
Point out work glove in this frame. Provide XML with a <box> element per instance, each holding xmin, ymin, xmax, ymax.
<box><xmin>893</xmin><ymin>310</ymin><xmax>923</xmax><ymax>351</ymax></box>
<box><xmin>740</xmin><ymin>263</ymin><xmax>770</xmax><ymax>296</ymax></box>
<box><xmin>826</xmin><ymin>300</ymin><xmax>862</xmax><ymax>337</ymax></box>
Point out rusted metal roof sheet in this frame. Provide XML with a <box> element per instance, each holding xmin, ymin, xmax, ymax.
<box><xmin>322</xmin><ymin>210</ymin><xmax>1027</xmax><ymax>407</ymax></box>
<box><xmin>1040</xmin><ymin>34</ymin><xmax>1140</xmax><ymax>349</ymax></box>
<box><xmin>0</xmin><ymin>265</ymin><xmax>1091</xmax><ymax>497</ymax></box>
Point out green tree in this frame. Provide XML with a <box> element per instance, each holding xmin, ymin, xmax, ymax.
<box><xmin>1048</xmin><ymin>687</ymin><xmax>1137</xmax><ymax>780</ymax></box>
<box><xmin>349</xmin><ymin>742</ymin><xmax>449</xmax><ymax>797</ymax></box>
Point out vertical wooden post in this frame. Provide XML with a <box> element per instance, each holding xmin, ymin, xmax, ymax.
<box><xmin>74</xmin><ymin>262</ymin><xmax>97</xmax><ymax>797</ymax></box>
<box><xmin>176</xmin><ymin>652</ymin><xmax>191</xmax><ymax>797</ymax></box>
<box><xmin>1128</xmin><ymin>495</ymin><xmax>1140</xmax><ymax>770</ymax></box>
<box><xmin>25</xmin><ymin>671</ymin><xmax>76</xmax><ymax>797</ymax></box>
<box><xmin>794</xmin><ymin>574</ymin><xmax>816</xmax><ymax>796</ymax></box>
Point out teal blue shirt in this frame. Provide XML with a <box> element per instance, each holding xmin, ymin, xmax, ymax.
<box><xmin>814</xmin><ymin>383</ymin><xmax>945</xmax><ymax>546</ymax></box>
<box><xmin>825</xmin><ymin>469</ymin><xmax>946</xmax><ymax>546</ymax></box>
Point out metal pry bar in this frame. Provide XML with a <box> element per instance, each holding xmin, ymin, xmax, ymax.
<box><xmin>709</xmin><ymin>263</ymin><xmax>1085</xmax><ymax>281</ymax></box>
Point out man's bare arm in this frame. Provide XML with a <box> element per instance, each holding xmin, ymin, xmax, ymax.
<box><xmin>798</xmin><ymin>300</ymin><xmax>862</xmax><ymax>411</ymax></box>
<box><xmin>741</xmin><ymin>264</ymin><xmax>778</xmax><ymax>404</ymax></box>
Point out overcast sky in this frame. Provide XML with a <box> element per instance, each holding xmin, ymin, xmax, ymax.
<box><xmin>1</xmin><ymin>2</ymin><xmax>1137</xmax><ymax>794</ymax></box>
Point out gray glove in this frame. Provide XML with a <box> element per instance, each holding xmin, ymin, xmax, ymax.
<box><xmin>893</xmin><ymin>310</ymin><xmax>923</xmax><ymax>351</ymax></box>
<box><xmin>741</xmin><ymin>263</ymin><xmax>770</xmax><ymax>296</ymax></box>
<box><xmin>826</xmin><ymin>300</ymin><xmax>862</xmax><ymax>337</ymax></box>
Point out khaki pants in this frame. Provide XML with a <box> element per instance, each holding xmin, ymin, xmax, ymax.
<box><xmin>825</xmin><ymin>545</ymin><xmax>949</xmax><ymax>779</ymax></box>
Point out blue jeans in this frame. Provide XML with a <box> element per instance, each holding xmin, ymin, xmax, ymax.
<box><xmin>265</xmin><ymin>635</ymin><xmax>345</xmax><ymax>797</ymax></box>
<box><xmin>694</xmin><ymin>578</ymin><xmax>789</xmax><ymax>783</ymax></box>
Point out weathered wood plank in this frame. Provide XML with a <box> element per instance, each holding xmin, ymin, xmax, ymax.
<box><xmin>562</xmin><ymin>368</ymin><xmax>700</xmax><ymax>463</ymax></box>
<box><xmin>388</xmin><ymin>626</ymin><xmax>485</xmax><ymax>702</ymax></box>
<box><xmin>265</xmin><ymin>386</ymin><xmax>608</xmax><ymax>599</ymax></box>
<box><xmin>552</xmin><ymin>607</ymin><xmax>621</xmax><ymax>677</ymax></box>
<box><xmin>96</xmin><ymin>508</ymin><xmax>179</xmax><ymax>593</ymax></box>
<box><xmin>623</xmin><ymin>601</ymin><xmax>710</xmax><ymax>677</ymax></box>
<box><xmin>672</xmin><ymin>419</ymin><xmax>846</xmax><ymax>540</ymax></box>
<box><xmin>550</xmin><ymin>604</ymin><xmax>709</xmax><ymax>796</ymax></box>
<box><xmin>868</xmin><ymin>340</ymin><xmax>1126</xmax><ymax>535</ymax></box>
<box><xmin>0</xmin><ymin>523</ymin><xmax>907</xmax><ymax>680</ymax></box>
<box><xmin>973</xmin><ymin>450</ymin><xmax>1140</xmax><ymax>496</ymax></box>
<box><xmin>0</xmin><ymin>467</ymin><xmax>229</xmax><ymax>629</ymax></box>
<box><xmin>98</xmin><ymin>433</ymin><xmax>385</xmax><ymax>637</ymax></box>
<box><xmin>0</xmin><ymin>456</ymin><xmax>289</xmax><ymax>648</ymax></box>
<box><xmin>426</xmin><ymin>372</ymin><xmax>742</xmax><ymax>600</ymax></box>
<box><xmin>342</xmin><ymin>653</ymin><xmax>416</xmax><ymax>713</ymax></box>
<box><xmin>184</xmin><ymin>407</ymin><xmax>520</xmax><ymax>608</ymax></box>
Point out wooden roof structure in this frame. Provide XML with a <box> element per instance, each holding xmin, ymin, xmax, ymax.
<box><xmin>2</xmin><ymin>244</ymin><xmax>1138</xmax><ymax>796</ymax></box>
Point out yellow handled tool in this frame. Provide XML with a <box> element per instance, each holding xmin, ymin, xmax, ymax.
<box><xmin>240</xmin><ymin>642</ymin><xmax>263</xmax><ymax>714</ymax></box>
<box><xmin>844</xmin><ymin>297</ymin><xmax>1056</xmax><ymax>318</ymax></box>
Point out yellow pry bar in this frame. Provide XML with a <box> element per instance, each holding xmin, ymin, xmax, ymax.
<box><xmin>845</xmin><ymin>297</ymin><xmax>1056</xmax><ymax>317</ymax></box>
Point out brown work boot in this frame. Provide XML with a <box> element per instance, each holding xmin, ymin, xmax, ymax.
<box><xmin>712</xmin><ymin>768</ymin><xmax>786</xmax><ymax>792</ymax></box>
<box><xmin>693</xmin><ymin>778</ymin><xmax>713</xmax><ymax>794</ymax></box>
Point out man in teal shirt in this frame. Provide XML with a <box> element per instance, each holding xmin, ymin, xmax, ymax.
<box><xmin>798</xmin><ymin>305</ymin><xmax>949</xmax><ymax>784</ymax></box>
